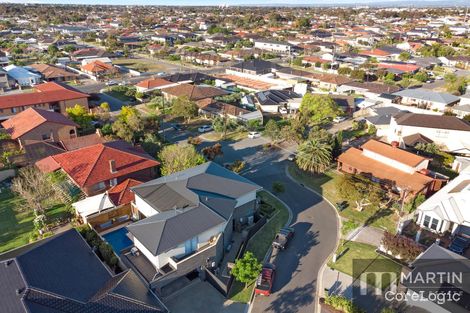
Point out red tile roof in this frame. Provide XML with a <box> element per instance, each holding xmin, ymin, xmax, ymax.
<box><xmin>0</xmin><ymin>82</ymin><xmax>89</xmax><ymax>110</ymax></box>
<box><xmin>35</xmin><ymin>140</ymin><xmax>159</xmax><ymax>188</ymax></box>
<box><xmin>1</xmin><ymin>108</ymin><xmax>78</xmax><ymax>139</ymax></box>
<box><xmin>135</xmin><ymin>78</ymin><xmax>173</xmax><ymax>89</ymax></box>
<box><xmin>81</xmin><ymin>61</ymin><xmax>115</xmax><ymax>73</ymax></box>
<box><xmin>107</xmin><ymin>178</ymin><xmax>142</xmax><ymax>206</ymax></box>
<box><xmin>361</xmin><ymin>139</ymin><xmax>427</xmax><ymax>167</ymax></box>
<box><xmin>378</xmin><ymin>63</ymin><xmax>420</xmax><ymax>73</ymax></box>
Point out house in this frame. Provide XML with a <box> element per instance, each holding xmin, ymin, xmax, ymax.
<box><xmin>81</xmin><ymin>60</ymin><xmax>118</xmax><ymax>78</ymax></box>
<box><xmin>163</xmin><ymin>72</ymin><xmax>215</xmax><ymax>85</ymax></box>
<box><xmin>253</xmin><ymin>89</ymin><xmax>301</xmax><ymax>113</ymax></box>
<box><xmin>253</xmin><ymin>39</ymin><xmax>293</xmax><ymax>55</ymax></box>
<box><xmin>403</xmin><ymin>243</ymin><xmax>470</xmax><ymax>313</ymax></box>
<box><xmin>28</xmin><ymin>63</ymin><xmax>78</xmax><ymax>82</ymax></box>
<box><xmin>359</xmin><ymin>46</ymin><xmax>403</xmax><ymax>61</ymax></box>
<box><xmin>337</xmin><ymin>139</ymin><xmax>444</xmax><ymax>201</ymax></box>
<box><xmin>439</xmin><ymin>56</ymin><xmax>470</xmax><ymax>69</ymax></box>
<box><xmin>135</xmin><ymin>78</ymin><xmax>177</xmax><ymax>93</ymax></box>
<box><xmin>388</xmin><ymin>112</ymin><xmax>470</xmax><ymax>155</ymax></box>
<box><xmin>393</xmin><ymin>89</ymin><xmax>460</xmax><ymax>112</ymax></box>
<box><xmin>182</xmin><ymin>52</ymin><xmax>223</xmax><ymax>66</ymax></box>
<box><xmin>3</xmin><ymin>65</ymin><xmax>41</xmax><ymax>86</ymax></box>
<box><xmin>0</xmin><ymin>68</ymin><xmax>9</xmax><ymax>91</ymax></box>
<box><xmin>0</xmin><ymin>82</ymin><xmax>89</xmax><ymax>120</ymax></box>
<box><xmin>337</xmin><ymin>81</ymin><xmax>401</xmax><ymax>99</ymax></box>
<box><xmin>123</xmin><ymin>162</ymin><xmax>262</xmax><ymax>293</ymax></box>
<box><xmin>377</xmin><ymin>62</ymin><xmax>421</xmax><ymax>75</ymax></box>
<box><xmin>73</xmin><ymin>178</ymin><xmax>142</xmax><ymax>231</ymax></box>
<box><xmin>1</xmin><ymin>108</ymin><xmax>78</xmax><ymax>148</ymax></box>
<box><xmin>71</xmin><ymin>48</ymin><xmax>113</xmax><ymax>61</ymax></box>
<box><xmin>161</xmin><ymin>83</ymin><xmax>228</xmax><ymax>106</ymax></box>
<box><xmin>198</xmin><ymin>101</ymin><xmax>259</xmax><ymax>123</ymax></box>
<box><xmin>452</xmin><ymin>103</ymin><xmax>470</xmax><ymax>119</ymax></box>
<box><xmin>35</xmin><ymin>140</ymin><xmax>159</xmax><ymax>196</ymax></box>
<box><xmin>365</xmin><ymin>107</ymin><xmax>404</xmax><ymax>137</ymax></box>
<box><xmin>228</xmin><ymin>59</ymin><xmax>281</xmax><ymax>76</ymax></box>
<box><xmin>416</xmin><ymin>167</ymin><xmax>470</xmax><ymax>236</ymax></box>
<box><xmin>0</xmin><ymin>229</ymin><xmax>164</xmax><ymax>313</ymax></box>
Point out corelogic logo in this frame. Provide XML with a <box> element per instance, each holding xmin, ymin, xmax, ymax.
<box><xmin>352</xmin><ymin>259</ymin><xmax>469</xmax><ymax>307</ymax></box>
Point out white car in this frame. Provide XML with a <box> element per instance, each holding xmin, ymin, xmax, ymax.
<box><xmin>198</xmin><ymin>125</ymin><xmax>212</xmax><ymax>133</ymax></box>
<box><xmin>279</xmin><ymin>107</ymin><xmax>288</xmax><ymax>114</ymax></box>
<box><xmin>333</xmin><ymin>116</ymin><xmax>347</xmax><ymax>123</ymax></box>
<box><xmin>248</xmin><ymin>131</ymin><xmax>261</xmax><ymax>139</ymax></box>
<box><xmin>106</xmin><ymin>80</ymin><xmax>117</xmax><ymax>86</ymax></box>
<box><xmin>436</xmin><ymin>76</ymin><xmax>444</xmax><ymax>80</ymax></box>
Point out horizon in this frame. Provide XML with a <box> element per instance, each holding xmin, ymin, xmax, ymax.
<box><xmin>0</xmin><ymin>0</ymin><xmax>460</xmax><ymax>7</ymax></box>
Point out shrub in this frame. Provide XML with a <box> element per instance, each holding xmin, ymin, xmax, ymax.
<box><xmin>381</xmin><ymin>231</ymin><xmax>424</xmax><ymax>262</ymax></box>
<box><xmin>272</xmin><ymin>181</ymin><xmax>285</xmax><ymax>194</ymax></box>
<box><xmin>324</xmin><ymin>295</ymin><xmax>364</xmax><ymax>313</ymax></box>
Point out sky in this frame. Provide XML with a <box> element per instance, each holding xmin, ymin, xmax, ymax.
<box><xmin>0</xmin><ymin>0</ymin><xmax>445</xmax><ymax>6</ymax></box>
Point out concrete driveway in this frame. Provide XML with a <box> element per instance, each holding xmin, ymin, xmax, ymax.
<box><xmin>166</xmin><ymin>280</ymin><xmax>247</xmax><ymax>313</ymax></box>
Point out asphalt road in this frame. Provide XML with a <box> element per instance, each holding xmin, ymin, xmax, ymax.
<box><xmin>244</xmin><ymin>159</ymin><xmax>339</xmax><ymax>313</ymax></box>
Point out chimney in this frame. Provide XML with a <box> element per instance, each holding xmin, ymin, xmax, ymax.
<box><xmin>391</xmin><ymin>141</ymin><xmax>399</xmax><ymax>148</ymax></box>
<box><xmin>109</xmin><ymin>160</ymin><xmax>116</xmax><ymax>174</ymax></box>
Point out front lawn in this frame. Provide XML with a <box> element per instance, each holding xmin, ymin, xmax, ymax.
<box><xmin>287</xmin><ymin>164</ymin><xmax>398</xmax><ymax>233</ymax></box>
<box><xmin>0</xmin><ymin>190</ymin><xmax>72</xmax><ymax>254</ymax></box>
<box><xmin>328</xmin><ymin>240</ymin><xmax>402</xmax><ymax>290</ymax></box>
<box><xmin>203</xmin><ymin>130</ymin><xmax>248</xmax><ymax>142</ymax></box>
<box><xmin>104</xmin><ymin>90</ymin><xmax>135</xmax><ymax>102</ymax></box>
<box><xmin>229</xmin><ymin>191</ymin><xmax>289</xmax><ymax>303</ymax></box>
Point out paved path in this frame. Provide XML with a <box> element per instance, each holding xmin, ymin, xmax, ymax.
<box><xmin>242</xmin><ymin>160</ymin><xmax>339</xmax><ymax>313</ymax></box>
<box><xmin>349</xmin><ymin>226</ymin><xmax>384</xmax><ymax>247</ymax></box>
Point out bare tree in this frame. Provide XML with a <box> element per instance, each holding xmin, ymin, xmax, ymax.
<box><xmin>11</xmin><ymin>166</ymin><xmax>58</xmax><ymax>214</ymax></box>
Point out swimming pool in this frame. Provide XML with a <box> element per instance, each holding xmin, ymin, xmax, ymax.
<box><xmin>102</xmin><ymin>227</ymin><xmax>133</xmax><ymax>255</ymax></box>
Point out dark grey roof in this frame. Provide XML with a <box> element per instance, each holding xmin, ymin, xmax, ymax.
<box><xmin>255</xmin><ymin>90</ymin><xmax>301</xmax><ymax>107</ymax></box>
<box><xmin>231</xmin><ymin>59</ymin><xmax>281</xmax><ymax>73</ymax></box>
<box><xmin>0</xmin><ymin>230</ymin><xmax>164</xmax><ymax>313</ymax></box>
<box><xmin>127</xmin><ymin>204</ymin><xmax>225</xmax><ymax>255</ymax></box>
<box><xmin>394</xmin><ymin>112</ymin><xmax>470</xmax><ymax>131</ymax></box>
<box><xmin>366</xmin><ymin>106</ymin><xmax>405</xmax><ymax>126</ymax></box>
<box><xmin>187</xmin><ymin>173</ymin><xmax>260</xmax><ymax>199</ymax></box>
<box><xmin>163</xmin><ymin>72</ymin><xmax>214</xmax><ymax>84</ymax></box>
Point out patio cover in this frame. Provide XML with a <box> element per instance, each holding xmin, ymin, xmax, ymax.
<box><xmin>72</xmin><ymin>193</ymin><xmax>115</xmax><ymax>218</ymax></box>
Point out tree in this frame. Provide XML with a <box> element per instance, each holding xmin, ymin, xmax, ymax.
<box><xmin>338</xmin><ymin>67</ymin><xmax>352</xmax><ymax>75</ymax></box>
<box><xmin>66</xmin><ymin>104</ymin><xmax>93</xmax><ymax>133</ymax></box>
<box><xmin>171</xmin><ymin>96</ymin><xmax>198</xmax><ymax>123</ymax></box>
<box><xmin>295</xmin><ymin>139</ymin><xmax>332</xmax><ymax>174</ymax></box>
<box><xmin>413</xmin><ymin>71</ymin><xmax>429</xmax><ymax>83</ymax></box>
<box><xmin>292</xmin><ymin>57</ymin><xmax>303</xmax><ymax>67</ymax></box>
<box><xmin>202</xmin><ymin>143</ymin><xmax>223</xmax><ymax>161</ymax></box>
<box><xmin>231</xmin><ymin>251</ymin><xmax>262</xmax><ymax>287</ymax></box>
<box><xmin>444</xmin><ymin>73</ymin><xmax>467</xmax><ymax>95</ymax></box>
<box><xmin>398</xmin><ymin>51</ymin><xmax>411</xmax><ymax>61</ymax></box>
<box><xmin>350</xmin><ymin>69</ymin><xmax>366</xmax><ymax>81</ymax></box>
<box><xmin>295</xmin><ymin>17</ymin><xmax>311</xmax><ymax>29</ymax></box>
<box><xmin>299</xmin><ymin>94</ymin><xmax>341</xmax><ymax>125</ymax></box>
<box><xmin>11</xmin><ymin>166</ymin><xmax>59</xmax><ymax>213</ymax></box>
<box><xmin>47</xmin><ymin>44</ymin><xmax>58</xmax><ymax>56</ymax></box>
<box><xmin>158</xmin><ymin>144</ymin><xmax>205</xmax><ymax>176</ymax></box>
<box><xmin>264</xmin><ymin>119</ymin><xmax>281</xmax><ymax>141</ymax></box>
<box><xmin>112</xmin><ymin>106</ymin><xmax>144</xmax><ymax>143</ymax></box>
<box><xmin>272</xmin><ymin>181</ymin><xmax>285</xmax><ymax>193</ymax></box>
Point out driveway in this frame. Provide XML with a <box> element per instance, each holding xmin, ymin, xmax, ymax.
<box><xmin>166</xmin><ymin>280</ymin><xmax>247</xmax><ymax>313</ymax></box>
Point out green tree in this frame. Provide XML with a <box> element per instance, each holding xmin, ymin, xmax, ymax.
<box><xmin>47</xmin><ymin>44</ymin><xmax>58</xmax><ymax>56</ymax></box>
<box><xmin>66</xmin><ymin>104</ymin><xmax>93</xmax><ymax>133</ymax></box>
<box><xmin>158</xmin><ymin>144</ymin><xmax>205</xmax><ymax>176</ymax></box>
<box><xmin>296</xmin><ymin>17</ymin><xmax>311</xmax><ymax>29</ymax></box>
<box><xmin>398</xmin><ymin>51</ymin><xmax>411</xmax><ymax>61</ymax></box>
<box><xmin>264</xmin><ymin>119</ymin><xmax>281</xmax><ymax>141</ymax></box>
<box><xmin>350</xmin><ymin>69</ymin><xmax>366</xmax><ymax>81</ymax></box>
<box><xmin>295</xmin><ymin>139</ymin><xmax>332</xmax><ymax>173</ymax></box>
<box><xmin>171</xmin><ymin>96</ymin><xmax>198</xmax><ymax>123</ymax></box>
<box><xmin>413</xmin><ymin>71</ymin><xmax>429</xmax><ymax>82</ymax></box>
<box><xmin>231</xmin><ymin>251</ymin><xmax>262</xmax><ymax>287</ymax></box>
<box><xmin>338</xmin><ymin>67</ymin><xmax>352</xmax><ymax>75</ymax></box>
<box><xmin>299</xmin><ymin>94</ymin><xmax>341</xmax><ymax>125</ymax></box>
<box><xmin>292</xmin><ymin>57</ymin><xmax>303</xmax><ymax>67</ymax></box>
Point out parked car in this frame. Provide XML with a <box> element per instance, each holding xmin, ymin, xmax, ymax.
<box><xmin>279</xmin><ymin>107</ymin><xmax>288</xmax><ymax>114</ymax></box>
<box><xmin>248</xmin><ymin>131</ymin><xmax>261</xmax><ymax>139</ymax></box>
<box><xmin>436</xmin><ymin>76</ymin><xmax>444</xmax><ymax>80</ymax></box>
<box><xmin>448</xmin><ymin>236</ymin><xmax>470</xmax><ymax>255</ymax></box>
<box><xmin>333</xmin><ymin>116</ymin><xmax>347</xmax><ymax>123</ymax></box>
<box><xmin>106</xmin><ymin>80</ymin><xmax>117</xmax><ymax>86</ymax></box>
<box><xmin>198</xmin><ymin>125</ymin><xmax>212</xmax><ymax>133</ymax></box>
<box><xmin>272</xmin><ymin>227</ymin><xmax>295</xmax><ymax>250</ymax></box>
<box><xmin>255</xmin><ymin>263</ymin><xmax>276</xmax><ymax>296</ymax></box>
<box><xmin>287</xmin><ymin>154</ymin><xmax>296</xmax><ymax>162</ymax></box>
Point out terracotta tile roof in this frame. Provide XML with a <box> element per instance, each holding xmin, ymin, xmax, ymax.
<box><xmin>362</xmin><ymin>139</ymin><xmax>427</xmax><ymax>167</ymax></box>
<box><xmin>378</xmin><ymin>63</ymin><xmax>420</xmax><ymax>73</ymax></box>
<box><xmin>1</xmin><ymin>108</ymin><xmax>78</xmax><ymax>139</ymax></box>
<box><xmin>162</xmin><ymin>83</ymin><xmax>228</xmax><ymax>101</ymax></box>
<box><xmin>359</xmin><ymin>49</ymin><xmax>391</xmax><ymax>57</ymax></box>
<box><xmin>107</xmin><ymin>178</ymin><xmax>142</xmax><ymax>206</ymax></box>
<box><xmin>216</xmin><ymin>74</ymin><xmax>275</xmax><ymax>90</ymax></box>
<box><xmin>35</xmin><ymin>140</ymin><xmax>159</xmax><ymax>188</ymax></box>
<box><xmin>135</xmin><ymin>78</ymin><xmax>173</xmax><ymax>89</ymax></box>
<box><xmin>81</xmin><ymin>60</ymin><xmax>115</xmax><ymax>73</ymax></box>
<box><xmin>29</xmin><ymin>63</ymin><xmax>78</xmax><ymax>80</ymax></box>
<box><xmin>0</xmin><ymin>82</ymin><xmax>89</xmax><ymax>110</ymax></box>
<box><xmin>338</xmin><ymin>146</ymin><xmax>433</xmax><ymax>192</ymax></box>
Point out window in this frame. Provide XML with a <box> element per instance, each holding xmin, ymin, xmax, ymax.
<box><xmin>423</xmin><ymin>215</ymin><xmax>431</xmax><ymax>228</ymax></box>
<box><xmin>12</xmin><ymin>107</ymin><xmax>17</xmax><ymax>113</ymax></box>
<box><xmin>95</xmin><ymin>181</ymin><xmax>106</xmax><ymax>191</ymax></box>
<box><xmin>41</xmin><ymin>133</ymin><xmax>51</xmax><ymax>140</ymax></box>
<box><xmin>109</xmin><ymin>178</ymin><xmax>117</xmax><ymax>187</ymax></box>
<box><xmin>430</xmin><ymin>218</ymin><xmax>439</xmax><ymax>231</ymax></box>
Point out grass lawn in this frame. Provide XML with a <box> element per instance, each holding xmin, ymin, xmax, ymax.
<box><xmin>229</xmin><ymin>191</ymin><xmax>290</xmax><ymax>303</ymax></box>
<box><xmin>0</xmin><ymin>190</ymin><xmax>72</xmax><ymax>254</ymax></box>
<box><xmin>287</xmin><ymin>164</ymin><xmax>398</xmax><ymax>233</ymax></box>
<box><xmin>203</xmin><ymin>131</ymin><xmax>248</xmax><ymax>142</ymax></box>
<box><xmin>328</xmin><ymin>240</ymin><xmax>402</xmax><ymax>289</ymax></box>
<box><xmin>104</xmin><ymin>90</ymin><xmax>134</xmax><ymax>102</ymax></box>
<box><xmin>113</xmin><ymin>58</ymin><xmax>171</xmax><ymax>72</ymax></box>
<box><xmin>342</xmin><ymin>128</ymin><xmax>369</xmax><ymax>140</ymax></box>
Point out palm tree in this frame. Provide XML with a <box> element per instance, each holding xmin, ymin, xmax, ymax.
<box><xmin>295</xmin><ymin>139</ymin><xmax>332</xmax><ymax>174</ymax></box>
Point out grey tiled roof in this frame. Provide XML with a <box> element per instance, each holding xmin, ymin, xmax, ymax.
<box><xmin>393</xmin><ymin>88</ymin><xmax>460</xmax><ymax>104</ymax></box>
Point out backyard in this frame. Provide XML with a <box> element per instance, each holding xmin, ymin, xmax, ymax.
<box><xmin>328</xmin><ymin>240</ymin><xmax>402</xmax><ymax>289</ymax></box>
<box><xmin>229</xmin><ymin>191</ymin><xmax>290</xmax><ymax>303</ymax></box>
<box><xmin>287</xmin><ymin>164</ymin><xmax>398</xmax><ymax>233</ymax></box>
<box><xmin>0</xmin><ymin>189</ymin><xmax>71</xmax><ymax>254</ymax></box>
